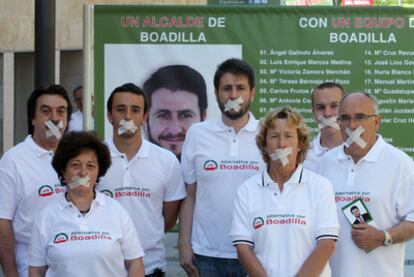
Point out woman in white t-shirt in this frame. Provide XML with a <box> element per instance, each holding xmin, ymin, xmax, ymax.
<box><xmin>29</xmin><ymin>131</ymin><xmax>145</xmax><ymax>277</ymax></box>
<box><xmin>230</xmin><ymin>106</ymin><xmax>340</xmax><ymax>277</ymax></box>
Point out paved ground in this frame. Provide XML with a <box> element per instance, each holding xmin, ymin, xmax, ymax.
<box><xmin>165</xmin><ymin>232</ymin><xmax>187</xmax><ymax>276</ymax></box>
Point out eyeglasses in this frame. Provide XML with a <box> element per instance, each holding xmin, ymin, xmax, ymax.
<box><xmin>337</xmin><ymin>114</ymin><xmax>377</xmax><ymax>125</ymax></box>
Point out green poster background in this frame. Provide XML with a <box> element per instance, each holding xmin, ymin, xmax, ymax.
<box><xmin>94</xmin><ymin>5</ymin><xmax>414</xmax><ymax>158</ymax></box>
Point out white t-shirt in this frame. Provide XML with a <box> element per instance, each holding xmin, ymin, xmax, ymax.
<box><xmin>29</xmin><ymin>192</ymin><xmax>144</xmax><ymax>277</ymax></box>
<box><xmin>181</xmin><ymin>113</ymin><xmax>266</xmax><ymax>259</ymax></box>
<box><xmin>303</xmin><ymin>133</ymin><xmax>329</xmax><ymax>172</ymax></box>
<box><xmin>68</xmin><ymin>110</ymin><xmax>94</xmax><ymax>131</ymax></box>
<box><xmin>68</xmin><ymin>110</ymin><xmax>83</xmax><ymax>131</ymax></box>
<box><xmin>230</xmin><ymin>165</ymin><xmax>339</xmax><ymax>277</ymax></box>
<box><xmin>317</xmin><ymin>135</ymin><xmax>414</xmax><ymax>277</ymax></box>
<box><xmin>97</xmin><ymin>139</ymin><xmax>186</xmax><ymax>274</ymax></box>
<box><xmin>0</xmin><ymin>135</ymin><xmax>65</xmax><ymax>276</ymax></box>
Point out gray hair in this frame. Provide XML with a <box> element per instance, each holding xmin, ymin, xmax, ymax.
<box><xmin>341</xmin><ymin>92</ymin><xmax>379</xmax><ymax>115</ymax></box>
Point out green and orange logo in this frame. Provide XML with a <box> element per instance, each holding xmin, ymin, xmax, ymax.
<box><xmin>203</xmin><ymin>160</ymin><xmax>218</xmax><ymax>171</ymax></box>
<box><xmin>38</xmin><ymin>185</ymin><xmax>54</xmax><ymax>197</ymax></box>
<box><xmin>53</xmin><ymin>233</ymin><xmax>68</xmax><ymax>244</ymax></box>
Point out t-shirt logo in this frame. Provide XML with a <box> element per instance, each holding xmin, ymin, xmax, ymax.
<box><xmin>253</xmin><ymin>217</ymin><xmax>264</xmax><ymax>229</ymax></box>
<box><xmin>54</xmin><ymin>233</ymin><xmax>68</xmax><ymax>244</ymax></box>
<box><xmin>204</xmin><ymin>160</ymin><xmax>218</xmax><ymax>171</ymax></box>
<box><xmin>38</xmin><ymin>185</ymin><xmax>54</xmax><ymax>197</ymax></box>
<box><xmin>100</xmin><ymin>189</ymin><xmax>113</xmax><ymax>198</ymax></box>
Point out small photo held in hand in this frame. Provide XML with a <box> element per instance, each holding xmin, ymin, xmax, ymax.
<box><xmin>342</xmin><ymin>198</ymin><xmax>373</xmax><ymax>225</ymax></box>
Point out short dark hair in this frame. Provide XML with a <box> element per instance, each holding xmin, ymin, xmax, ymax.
<box><xmin>73</xmin><ymin>85</ymin><xmax>83</xmax><ymax>96</ymax></box>
<box><xmin>27</xmin><ymin>84</ymin><xmax>73</xmax><ymax>135</ymax></box>
<box><xmin>106</xmin><ymin>83</ymin><xmax>148</xmax><ymax>113</ymax></box>
<box><xmin>350</xmin><ymin>206</ymin><xmax>359</xmax><ymax>212</ymax></box>
<box><xmin>52</xmin><ymin>131</ymin><xmax>111</xmax><ymax>183</ymax></box>
<box><xmin>311</xmin><ymin>82</ymin><xmax>345</xmax><ymax>107</ymax></box>
<box><xmin>213</xmin><ymin>58</ymin><xmax>255</xmax><ymax>90</ymax></box>
<box><xmin>143</xmin><ymin>65</ymin><xmax>208</xmax><ymax>114</ymax></box>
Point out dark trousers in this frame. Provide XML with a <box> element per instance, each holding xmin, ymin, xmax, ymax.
<box><xmin>145</xmin><ymin>268</ymin><xmax>165</xmax><ymax>277</ymax></box>
<box><xmin>194</xmin><ymin>254</ymin><xmax>247</xmax><ymax>277</ymax></box>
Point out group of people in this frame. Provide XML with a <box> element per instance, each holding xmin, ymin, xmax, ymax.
<box><xmin>0</xmin><ymin>58</ymin><xmax>413</xmax><ymax>277</ymax></box>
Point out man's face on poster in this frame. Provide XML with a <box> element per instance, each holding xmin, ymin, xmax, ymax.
<box><xmin>351</xmin><ymin>207</ymin><xmax>361</xmax><ymax>218</ymax></box>
<box><xmin>147</xmin><ymin>88</ymin><xmax>205</xmax><ymax>158</ymax></box>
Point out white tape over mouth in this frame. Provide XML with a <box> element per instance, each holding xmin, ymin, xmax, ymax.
<box><xmin>270</xmin><ymin>147</ymin><xmax>293</xmax><ymax>167</ymax></box>
<box><xmin>345</xmin><ymin>126</ymin><xmax>367</xmax><ymax>148</ymax></box>
<box><xmin>117</xmin><ymin>119</ymin><xmax>138</xmax><ymax>135</ymax></box>
<box><xmin>318</xmin><ymin>115</ymin><xmax>340</xmax><ymax>130</ymax></box>
<box><xmin>67</xmin><ymin>175</ymin><xmax>91</xmax><ymax>189</ymax></box>
<box><xmin>45</xmin><ymin>120</ymin><xmax>64</xmax><ymax>139</ymax></box>
<box><xmin>224</xmin><ymin>97</ymin><xmax>244</xmax><ymax>112</ymax></box>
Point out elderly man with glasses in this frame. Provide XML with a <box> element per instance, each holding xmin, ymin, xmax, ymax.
<box><xmin>317</xmin><ymin>92</ymin><xmax>414</xmax><ymax>277</ymax></box>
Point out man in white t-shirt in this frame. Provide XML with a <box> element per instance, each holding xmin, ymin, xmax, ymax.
<box><xmin>317</xmin><ymin>92</ymin><xmax>414</xmax><ymax>277</ymax></box>
<box><xmin>98</xmin><ymin>83</ymin><xmax>186</xmax><ymax>277</ymax></box>
<box><xmin>304</xmin><ymin>82</ymin><xmax>344</xmax><ymax>171</ymax></box>
<box><xmin>0</xmin><ymin>85</ymin><xmax>72</xmax><ymax>277</ymax></box>
<box><xmin>179</xmin><ymin>58</ymin><xmax>265</xmax><ymax>276</ymax></box>
<box><xmin>68</xmin><ymin>85</ymin><xmax>94</xmax><ymax>131</ymax></box>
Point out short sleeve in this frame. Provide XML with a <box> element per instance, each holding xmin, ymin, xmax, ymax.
<box><xmin>230</xmin><ymin>184</ymin><xmax>254</xmax><ymax>246</ymax></box>
<box><xmin>0</xmin><ymin>157</ymin><xmax>18</xmax><ymax>220</ymax></box>
<box><xmin>181</xmin><ymin>126</ymin><xmax>197</xmax><ymax>185</ymax></box>
<box><xmin>314</xmin><ymin>178</ymin><xmax>340</xmax><ymax>241</ymax></box>
<box><xmin>119</xmin><ymin>204</ymin><xmax>145</xmax><ymax>260</ymax></box>
<box><xmin>395</xmin><ymin>160</ymin><xmax>414</xmax><ymax>222</ymax></box>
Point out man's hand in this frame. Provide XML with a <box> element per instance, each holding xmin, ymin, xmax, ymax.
<box><xmin>179</xmin><ymin>242</ymin><xmax>199</xmax><ymax>277</ymax></box>
<box><xmin>351</xmin><ymin>223</ymin><xmax>384</xmax><ymax>251</ymax></box>
<box><xmin>0</xmin><ymin>219</ymin><xmax>18</xmax><ymax>277</ymax></box>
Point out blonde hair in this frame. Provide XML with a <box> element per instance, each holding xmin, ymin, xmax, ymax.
<box><xmin>256</xmin><ymin>106</ymin><xmax>310</xmax><ymax>165</ymax></box>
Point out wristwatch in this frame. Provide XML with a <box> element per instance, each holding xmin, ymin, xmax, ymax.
<box><xmin>383</xmin><ymin>230</ymin><xmax>393</xmax><ymax>247</ymax></box>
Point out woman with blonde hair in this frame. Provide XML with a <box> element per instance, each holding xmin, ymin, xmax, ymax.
<box><xmin>230</xmin><ymin>106</ymin><xmax>339</xmax><ymax>277</ymax></box>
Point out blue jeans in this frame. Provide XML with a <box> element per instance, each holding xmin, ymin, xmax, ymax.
<box><xmin>194</xmin><ymin>254</ymin><xmax>247</xmax><ymax>277</ymax></box>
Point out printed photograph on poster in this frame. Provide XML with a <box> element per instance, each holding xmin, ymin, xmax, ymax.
<box><xmin>104</xmin><ymin>44</ymin><xmax>242</xmax><ymax>158</ymax></box>
<box><xmin>341</xmin><ymin>198</ymin><xmax>373</xmax><ymax>226</ymax></box>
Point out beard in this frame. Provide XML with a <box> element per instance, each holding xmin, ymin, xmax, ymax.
<box><xmin>119</xmin><ymin>130</ymin><xmax>137</xmax><ymax>139</ymax></box>
<box><xmin>147</xmin><ymin>124</ymin><xmax>184</xmax><ymax>160</ymax></box>
<box><xmin>218</xmin><ymin>100</ymin><xmax>251</xmax><ymax>120</ymax></box>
